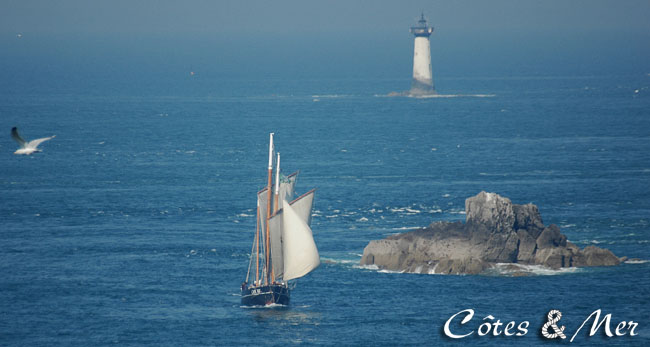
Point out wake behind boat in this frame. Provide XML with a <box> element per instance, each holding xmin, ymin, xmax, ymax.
<box><xmin>241</xmin><ymin>133</ymin><xmax>319</xmax><ymax>307</ymax></box>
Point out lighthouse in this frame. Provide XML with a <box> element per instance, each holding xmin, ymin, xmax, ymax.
<box><xmin>409</xmin><ymin>13</ymin><xmax>435</xmax><ymax>95</ymax></box>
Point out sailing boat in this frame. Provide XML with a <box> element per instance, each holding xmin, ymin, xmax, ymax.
<box><xmin>241</xmin><ymin>133</ymin><xmax>320</xmax><ymax>307</ymax></box>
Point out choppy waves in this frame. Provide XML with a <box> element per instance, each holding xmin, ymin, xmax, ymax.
<box><xmin>230</xmin><ymin>200</ymin><xmax>461</xmax><ymax>227</ymax></box>
<box><xmin>409</xmin><ymin>94</ymin><xmax>496</xmax><ymax>98</ymax></box>
<box><xmin>330</xmin><ymin>254</ymin><xmax>588</xmax><ymax>277</ymax></box>
<box><xmin>487</xmin><ymin>263</ymin><xmax>582</xmax><ymax>276</ymax></box>
<box><xmin>376</xmin><ymin>93</ymin><xmax>496</xmax><ymax>98</ymax></box>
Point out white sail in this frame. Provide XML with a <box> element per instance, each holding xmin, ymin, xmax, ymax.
<box><xmin>276</xmin><ymin>172</ymin><xmax>298</xmax><ymax>210</ymax></box>
<box><xmin>290</xmin><ymin>189</ymin><xmax>315</xmax><ymax>227</ymax></box>
<box><xmin>268</xmin><ymin>188</ymin><xmax>315</xmax><ymax>281</ymax></box>
<box><xmin>257</xmin><ymin>188</ymin><xmax>269</xmax><ymax>241</ymax></box>
<box><xmin>282</xmin><ymin>200</ymin><xmax>320</xmax><ymax>281</ymax></box>
<box><xmin>268</xmin><ymin>211</ymin><xmax>284</xmax><ymax>279</ymax></box>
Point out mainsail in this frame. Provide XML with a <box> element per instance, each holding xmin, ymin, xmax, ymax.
<box><xmin>281</xmin><ymin>199</ymin><xmax>320</xmax><ymax>281</ymax></box>
<box><xmin>268</xmin><ymin>213</ymin><xmax>284</xmax><ymax>280</ymax></box>
<box><xmin>268</xmin><ymin>189</ymin><xmax>315</xmax><ymax>280</ymax></box>
<box><xmin>290</xmin><ymin>189</ymin><xmax>315</xmax><ymax>227</ymax></box>
<box><xmin>256</xmin><ymin>179</ymin><xmax>291</xmax><ymax>246</ymax></box>
<box><xmin>268</xmin><ymin>171</ymin><xmax>298</xmax><ymax>280</ymax></box>
<box><xmin>257</xmin><ymin>188</ymin><xmax>269</xmax><ymax>258</ymax></box>
<box><xmin>276</xmin><ymin>172</ymin><xmax>297</xmax><ymax>210</ymax></box>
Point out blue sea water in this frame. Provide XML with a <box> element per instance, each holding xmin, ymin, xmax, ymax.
<box><xmin>1</xmin><ymin>74</ymin><xmax>649</xmax><ymax>346</ymax></box>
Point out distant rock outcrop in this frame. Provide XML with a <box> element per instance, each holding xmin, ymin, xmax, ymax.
<box><xmin>360</xmin><ymin>192</ymin><xmax>622</xmax><ymax>275</ymax></box>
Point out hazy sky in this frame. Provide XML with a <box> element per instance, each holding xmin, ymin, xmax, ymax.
<box><xmin>2</xmin><ymin>0</ymin><xmax>649</xmax><ymax>83</ymax></box>
<box><xmin>3</xmin><ymin>0</ymin><xmax>650</xmax><ymax>37</ymax></box>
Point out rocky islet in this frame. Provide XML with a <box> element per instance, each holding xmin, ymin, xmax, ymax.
<box><xmin>360</xmin><ymin>192</ymin><xmax>623</xmax><ymax>275</ymax></box>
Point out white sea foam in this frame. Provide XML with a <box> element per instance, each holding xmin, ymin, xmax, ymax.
<box><xmin>388</xmin><ymin>207</ymin><xmax>422</xmax><ymax>214</ymax></box>
<box><xmin>240</xmin><ymin>303</ymin><xmax>288</xmax><ymax>309</ymax></box>
<box><xmin>390</xmin><ymin>226</ymin><xmax>421</xmax><ymax>231</ymax></box>
<box><xmin>357</xmin><ymin>217</ymin><xmax>368</xmax><ymax>222</ymax></box>
<box><xmin>378</xmin><ymin>269</ymin><xmax>405</xmax><ymax>274</ymax></box>
<box><xmin>321</xmin><ymin>257</ymin><xmax>357</xmax><ymax>265</ymax></box>
<box><xmin>479</xmin><ymin>172</ymin><xmax>509</xmax><ymax>176</ymax></box>
<box><xmin>354</xmin><ymin>264</ymin><xmax>379</xmax><ymax>270</ymax></box>
<box><xmin>410</xmin><ymin>94</ymin><xmax>496</xmax><ymax>98</ymax></box>
<box><xmin>357</xmin><ymin>262</ymin><xmax>582</xmax><ymax>277</ymax></box>
<box><xmin>491</xmin><ymin>263</ymin><xmax>582</xmax><ymax>276</ymax></box>
<box><xmin>625</xmin><ymin>259</ymin><xmax>649</xmax><ymax>264</ymax></box>
<box><xmin>310</xmin><ymin>94</ymin><xmax>352</xmax><ymax>98</ymax></box>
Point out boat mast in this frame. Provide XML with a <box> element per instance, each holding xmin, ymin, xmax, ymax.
<box><xmin>254</xmin><ymin>200</ymin><xmax>260</xmax><ymax>285</ymax></box>
<box><xmin>274</xmin><ymin>152</ymin><xmax>280</xmax><ymax>213</ymax></box>
<box><xmin>268</xmin><ymin>152</ymin><xmax>281</xmax><ymax>282</ymax></box>
<box><xmin>265</xmin><ymin>133</ymin><xmax>274</xmax><ymax>285</ymax></box>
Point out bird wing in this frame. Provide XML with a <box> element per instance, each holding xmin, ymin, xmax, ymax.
<box><xmin>11</xmin><ymin>127</ymin><xmax>26</xmax><ymax>147</ymax></box>
<box><xmin>27</xmin><ymin>135</ymin><xmax>56</xmax><ymax>149</ymax></box>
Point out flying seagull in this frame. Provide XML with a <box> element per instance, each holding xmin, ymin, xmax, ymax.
<box><xmin>11</xmin><ymin>127</ymin><xmax>56</xmax><ymax>155</ymax></box>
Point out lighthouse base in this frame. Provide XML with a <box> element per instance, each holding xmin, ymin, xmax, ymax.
<box><xmin>409</xmin><ymin>79</ymin><xmax>436</xmax><ymax>96</ymax></box>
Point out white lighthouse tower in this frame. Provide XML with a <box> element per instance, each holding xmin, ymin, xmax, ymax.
<box><xmin>409</xmin><ymin>13</ymin><xmax>435</xmax><ymax>95</ymax></box>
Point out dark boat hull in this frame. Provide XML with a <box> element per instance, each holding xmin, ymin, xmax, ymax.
<box><xmin>240</xmin><ymin>284</ymin><xmax>290</xmax><ymax>307</ymax></box>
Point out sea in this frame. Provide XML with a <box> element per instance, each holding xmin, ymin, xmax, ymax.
<box><xmin>1</xmin><ymin>73</ymin><xmax>649</xmax><ymax>346</ymax></box>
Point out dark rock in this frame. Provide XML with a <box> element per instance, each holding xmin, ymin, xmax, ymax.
<box><xmin>536</xmin><ymin>224</ymin><xmax>567</xmax><ymax>249</ymax></box>
<box><xmin>434</xmin><ymin>258</ymin><xmax>490</xmax><ymax>275</ymax></box>
<box><xmin>482</xmin><ymin>232</ymin><xmax>518</xmax><ymax>263</ymax></box>
<box><xmin>513</xmin><ymin>203</ymin><xmax>545</xmax><ymax>239</ymax></box>
<box><xmin>534</xmin><ymin>247</ymin><xmax>574</xmax><ymax>268</ymax></box>
<box><xmin>566</xmin><ymin>241</ymin><xmax>580</xmax><ymax>251</ymax></box>
<box><xmin>465</xmin><ymin>192</ymin><xmax>514</xmax><ymax>234</ymax></box>
<box><xmin>516</xmin><ymin>229</ymin><xmax>537</xmax><ymax>263</ymax></box>
<box><xmin>360</xmin><ymin>191</ymin><xmax>623</xmax><ymax>275</ymax></box>
<box><xmin>573</xmin><ymin>246</ymin><xmax>621</xmax><ymax>267</ymax></box>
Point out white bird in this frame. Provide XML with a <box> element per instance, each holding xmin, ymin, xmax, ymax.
<box><xmin>11</xmin><ymin>127</ymin><xmax>56</xmax><ymax>155</ymax></box>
